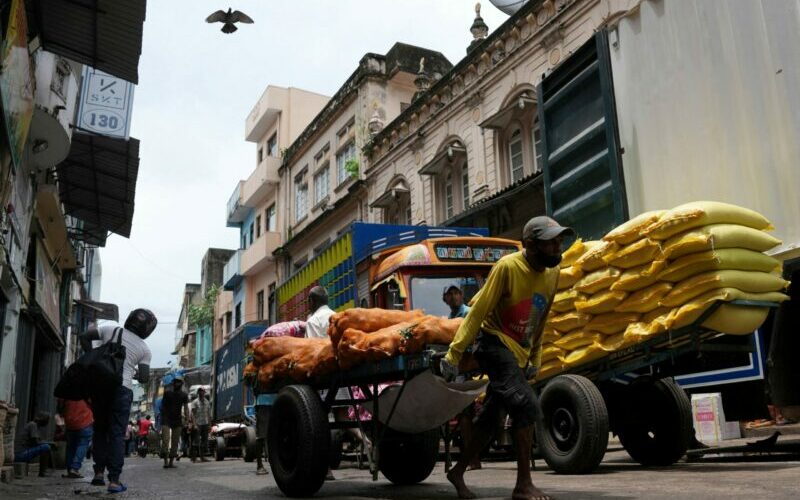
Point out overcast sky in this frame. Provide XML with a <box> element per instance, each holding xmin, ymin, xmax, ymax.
<box><xmin>99</xmin><ymin>1</ymin><xmax>509</xmax><ymax>368</ymax></box>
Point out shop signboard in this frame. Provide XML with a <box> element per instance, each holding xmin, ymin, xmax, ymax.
<box><xmin>0</xmin><ymin>0</ymin><xmax>35</xmax><ymax>169</ymax></box>
<box><xmin>76</xmin><ymin>67</ymin><xmax>135</xmax><ymax>139</ymax></box>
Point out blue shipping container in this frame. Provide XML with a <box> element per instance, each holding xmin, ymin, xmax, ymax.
<box><xmin>213</xmin><ymin>322</ymin><xmax>268</xmax><ymax>422</ymax></box>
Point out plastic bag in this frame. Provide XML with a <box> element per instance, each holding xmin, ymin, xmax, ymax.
<box><xmin>541</xmin><ymin>344</ymin><xmax>565</xmax><ymax>363</ymax></box>
<box><xmin>575</xmin><ymin>241</ymin><xmax>619</xmax><ymax>272</ymax></box>
<box><xmin>560</xmin><ymin>344</ymin><xmax>606</xmax><ymax>366</ymax></box>
<box><xmin>561</xmin><ymin>238</ymin><xmax>586</xmax><ymax>267</ymax></box>
<box><xmin>558</xmin><ymin>265</ymin><xmax>584</xmax><ymax>290</ymax></box>
<box><xmin>666</xmin><ymin>287</ymin><xmax>789</xmax><ymax>331</ymax></box>
<box><xmin>552</xmin><ymin>289</ymin><xmax>586</xmax><ymax>313</ymax></box>
<box><xmin>645</xmin><ymin>201</ymin><xmax>773</xmax><ymax>240</ymax></box>
<box><xmin>554</xmin><ymin>331</ymin><xmax>601</xmax><ymax>350</ymax></box>
<box><xmin>547</xmin><ymin>311</ymin><xmax>592</xmax><ymax>332</ymax></box>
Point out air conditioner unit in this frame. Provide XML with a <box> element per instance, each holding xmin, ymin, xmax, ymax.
<box><xmin>28</xmin><ymin>51</ymin><xmax>80</xmax><ymax>169</ymax></box>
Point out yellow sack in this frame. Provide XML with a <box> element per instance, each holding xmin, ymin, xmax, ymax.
<box><xmin>558</xmin><ymin>266</ymin><xmax>584</xmax><ymax>290</ymax></box>
<box><xmin>661</xmin><ymin>224</ymin><xmax>782</xmax><ymax>260</ymax></box>
<box><xmin>603</xmin><ymin>210</ymin><xmax>666</xmax><ymax>245</ymax></box>
<box><xmin>667</xmin><ymin>287</ymin><xmax>789</xmax><ymax>331</ymax></box>
<box><xmin>541</xmin><ymin>344</ymin><xmax>565</xmax><ymax>363</ymax></box>
<box><xmin>645</xmin><ymin>201</ymin><xmax>774</xmax><ymax>241</ymax></box>
<box><xmin>703</xmin><ymin>305</ymin><xmax>771</xmax><ymax>335</ymax></box>
<box><xmin>643</xmin><ymin>306</ymin><xmax>674</xmax><ymax>324</ymax></box>
<box><xmin>560</xmin><ymin>344</ymin><xmax>607</xmax><ymax>366</ymax></box>
<box><xmin>604</xmin><ymin>238</ymin><xmax>664</xmax><ymax>269</ymax></box>
<box><xmin>561</xmin><ymin>238</ymin><xmax>586</xmax><ymax>267</ymax></box>
<box><xmin>615</xmin><ymin>283</ymin><xmax>673</xmax><ymax>313</ymax></box>
<box><xmin>575</xmin><ymin>241</ymin><xmax>619</xmax><ymax>272</ymax></box>
<box><xmin>585</xmin><ymin>312</ymin><xmax>641</xmax><ymax>334</ymax></box>
<box><xmin>575</xmin><ymin>268</ymin><xmax>622</xmax><ymax>294</ymax></box>
<box><xmin>610</xmin><ymin>260</ymin><xmax>667</xmax><ymax>292</ymax></box>
<box><xmin>552</xmin><ymin>290</ymin><xmax>586</xmax><ymax>313</ymax></box>
<box><xmin>538</xmin><ymin>360</ymin><xmax>566</xmax><ymax>379</ymax></box>
<box><xmin>623</xmin><ymin>318</ymin><xmax>669</xmax><ymax>341</ymax></box>
<box><xmin>660</xmin><ymin>270</ymin><xmax>789</xmax><ymax>307</ymax></box>
<box><xmin>658</xmin><ymin>248</ymin><xmax>781</xmax><ymax>282</ymax></box>
<box><xmin>574</xmin><ymin>290</ymin><xmax>627</xmax><ymax>314</ymax></box>
<box><xmin>598</xmin><ymin>332</ymin><xmax>639</xmax><ymax>352</ymax></box>
<box><xmin>554</xmin><ymin>331</ymin><xmax>601</xmax><ymax>351</ymax></box>
<box><xmin>542</xmin><ymin>326</ymin><xmax>561</xmax><ymax>344</ymax></box>
<box><xmin>548</xmin><ymin>312</ymin><xmax>592</xmax><ymax>332</ymax></box>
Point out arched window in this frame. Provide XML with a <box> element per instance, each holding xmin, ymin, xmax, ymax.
<box><xmin>419</xmin><ymin>140</ymin><xmax>469</xmax><ymax>223</ymax></box>
<box><xmin>532</xmin><ymin>115</ymin><xmax>543</xmax><ymax>173</ymax></box>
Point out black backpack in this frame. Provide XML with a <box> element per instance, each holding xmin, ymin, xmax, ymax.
<box><xmin>55</xmin><ymin>327</ymin><xmax>127</xmax><ymax>400</ymax></box>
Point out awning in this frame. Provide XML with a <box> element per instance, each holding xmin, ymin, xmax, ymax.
<box><xmin>74</xmin><ymin>299</ymin><xmax>119</xmax><ymax>321</ymax></box>
<box><xmin>418</xmin><ymin>145</ymin><xmax>466</xmax><ymax>176</ymax></box>
<box><xmin>67</xmin><ymin>219</ymin><xmax>109</xmax><ymax>247</ymax></box>
<box><xmin>57</xmin><ymin>132</ymin><xmax>139</xmax><ymax>238</ymax></box>
<box><xmin>369</xmin><ymin>186</ymin><xmax>410</xmax><ymax>209</ymax></box>
<box><xmin>480</xmin><ymin>95</ymin><xmax>536</xmax><ymax>130</ymax></box>
<box><xmin>34</xmin><ymin>0</ymin><xmax>146</xmax><ymax>84</ymax></box>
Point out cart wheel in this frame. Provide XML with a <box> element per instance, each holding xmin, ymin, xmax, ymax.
<box><xmin>215</xmin><ymin>436</ymin><xmax>226</xmax><ymax>461</ymax></box>
<box><xmin>616</xmin><ymin>378</ymin><xmax>692</xmax><ymax>466</ymax></box>
<box><xmin>242</xmin><ymin>426</ymin><xmax>258</xmax><ymax>462</ymax></box>
<box><xmin>537</xmin><ymin>374</ymin><xmax>609</xmax><ymax>474</ymax></box>
<box><xmin>329</xmin><ymin>430</ymin><xmax>344</xmax><ymax>470</ymax></box>
<box><xmin>268</xmin><ymin>385</ymin><xmax>329</xmax><ymax>497</ymax></box>
<box><xmin>378</xmin><ymin>427</ymin><xmax>440</xmax><ymax>485</ymax></box>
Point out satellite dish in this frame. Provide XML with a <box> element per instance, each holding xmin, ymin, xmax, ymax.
<box><xmin>489</xmin><ymin>0</ymin><xmax>528</xmax><ymax>15</ymax></box>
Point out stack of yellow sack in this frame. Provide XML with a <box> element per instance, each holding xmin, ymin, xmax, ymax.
<box><xmin>537</xmin><ymin>201</ymin><xmax>790</xmax><ymax>381</ymax></box>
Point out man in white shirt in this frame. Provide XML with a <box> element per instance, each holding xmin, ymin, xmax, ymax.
<box><xmin>190</xmin><ymin>388</ymin><xmax>212</xmax><ymax>462</ymax></box>
<box><xmin>79</xmin><ymin>308</ymin><xmax>155</xmax><ymax>493</ymax></box>
<box><xmin>305</xmin><ymin>286</ymin><xmax>335</xmax><ymax>339</ymax></box>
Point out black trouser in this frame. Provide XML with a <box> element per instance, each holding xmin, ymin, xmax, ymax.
<box><xmin>191</xmin><ymin>425</ymin><xmax>209</xmax><ymax>458</ymax></box>
<box><xmin>474</xmin><ymin>333</ymin><xmax>539</xmax><ymax>430</ymax></box>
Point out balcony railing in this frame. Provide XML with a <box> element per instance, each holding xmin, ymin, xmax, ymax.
<box><xmin>241</xmin><ymin>156</ymin><xmax>280</xmax><ymax>207</ymax></box>
<box><xmin>226</xmin><ymin>181</ymin><xmax>249</xmax><ymax>227</ymax></box>
<box><xmin>241</xmin><ymin>231</ymin><xmax>281</xmax><ymax>276</ymax></box>
<box><xmin>222</xmin><ymin>249</ymin><xmax>243</xmax><ymax>290</ymax></box>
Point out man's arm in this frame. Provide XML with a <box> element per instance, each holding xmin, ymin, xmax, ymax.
<box><xmin>445</xmin><ymin>262</ymin><xmax>507</xmax><ymax>366</ymax></box>
<box><xmin>135</xmin><ymin>348</ymin><xmax>152</xmax><ymax>384</ymax></box>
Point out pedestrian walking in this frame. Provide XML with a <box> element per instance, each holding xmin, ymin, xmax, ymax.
<box><xmin>79</xmin><ymin>308</ymin><xmax>155</xmax><ymax>494</ymax></box>
<box><xmin>160</xmin><ymin>374</ymin><xmax>191</xmax><ymax>468</ymax></box>
<box><xmin>14</xmin><ymin>412</ymin><xmax>55</xmax><ymax>477</ymax></box>
<box><xmin>137</xmin><ymin>414</ymin><xmax>153</xmax><ymax>453</ymax></box>
<box><xmin>190</xmin><ymin>388</ymin><xmax>212</xmax><ymax>462</ymax></box>
<box><xmin>58</xmin><ymin>399</ymin><xmax>94</xmax><ymax>478</ymax></box>
<box><xmin>441</xmin><ymin>216</ymin><xmax>573</xmax><ymax>500</ymax></box>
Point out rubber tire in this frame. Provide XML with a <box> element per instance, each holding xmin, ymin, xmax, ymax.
<box><xmin>268</xmin><ymin>385</ymin><xmax>330</xmax><ymax>497</ymax></box>
<box><xmin>537</xmin><ymin>374</ymin><xmax>609</xmax><ymax>474</ymax></box>
<box><xmin>328</xmin><ymin>430</ymin><xmax>344</xmax><ymax>470</ymax></box>
<box><xmin>616</xmin><ymin>378</ymin><xmax>692</xmax><ymax>466</ymax></box>
<box><xmin>242</xmin><ymin>426</ymin><xmax>258</xmax><ymax>462</ymax></box>
<box><xmin>378</xmin><ymin>427</ymin><xmax>440</xmax><ymax>485</ymax></box>
<box><xmin>215</xmin><ymin>436</ymin><xmax>226</xmax><ymax>461</ymax></box>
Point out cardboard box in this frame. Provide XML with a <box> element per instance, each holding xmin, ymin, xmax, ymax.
<box><xmin>691</xmin><ymin>393</ymin><xmax>741</xmax><ymax>445</ymax></box>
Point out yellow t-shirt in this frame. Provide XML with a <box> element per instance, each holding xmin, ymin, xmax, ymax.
<box><xmin>445</xmin><ymin>251</ymin><xmax>559</xmax><ymax>368</ymax></box>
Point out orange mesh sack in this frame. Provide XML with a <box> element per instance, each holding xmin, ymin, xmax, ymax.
<box><xmin>337</xmin><ymin>322</ymin><xmax>416</xmax><ymax>370</ymax></box>
<box><xmin>400</xmin><ymin>316</ymin><xmax>462</xmax><ymax>354</ymax></box>
<box><xmin>253</xmin><ymin>336</ymin><xmax>314</xmax><ymax>365</ymax></box>
<box><xmin>328</xmin><ymin>308</ymin><xmax>425</xmax><ymax>349</ymax></box>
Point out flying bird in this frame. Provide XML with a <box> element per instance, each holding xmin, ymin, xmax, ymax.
<box><xmin>205</xmin><ymin>8</ymin><xmax>254</xmax><ymax>34</ymax></box>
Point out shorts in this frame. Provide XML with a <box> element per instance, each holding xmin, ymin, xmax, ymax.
<box><xmin>474</xmin><ymin>333</ymin><xmax>539</xmax><ymax>430</ymax></box>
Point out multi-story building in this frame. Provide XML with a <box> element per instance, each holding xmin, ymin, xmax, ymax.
<box><xmin>0</xmin><ymin>0</ymin><xmax>146</xmax><ymax>449</ymax></box>
<box><xmin>220</xmin><ymin>86</ymin><xmax>330</xmax><ymax>339</ymax></box>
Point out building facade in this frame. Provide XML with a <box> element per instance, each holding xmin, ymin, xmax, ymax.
<box><xmin>0</xmin><ymin>0</ymin><xmax>146</xmax><ymax>452</ymax></box>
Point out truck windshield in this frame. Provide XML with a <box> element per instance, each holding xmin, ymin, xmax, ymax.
<box><xmin>410</xmin><ymin>276</ymin><xmax>480</xmax><ymax>317</ymax></box>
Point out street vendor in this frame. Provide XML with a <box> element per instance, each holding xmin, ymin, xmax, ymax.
<box><xmin>441</xmin><ymin>215</ymin><xmax>573</xmax><ymax>500</ymax></box>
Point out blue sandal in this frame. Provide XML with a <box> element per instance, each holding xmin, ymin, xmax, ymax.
<box><xmin>108</xmin><ymin>483</ymin><xmax>127</xmax><ymax>494</ymax></box>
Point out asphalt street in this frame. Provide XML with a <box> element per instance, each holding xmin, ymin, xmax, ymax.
<box><xmin>2</xmin><ymin>441</ymin><xmax>799</xmax><ymax>500</ymax></box>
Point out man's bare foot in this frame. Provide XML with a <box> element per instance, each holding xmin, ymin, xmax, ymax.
<box><xmin>512</xmin><ymin>483</ymin><xmax>551</xmax><ymax>500</ymax></box>
<box><xmin>447</xmin><ymin>468</ymin><xmax>477</xmax><ymax>499</ymax></box>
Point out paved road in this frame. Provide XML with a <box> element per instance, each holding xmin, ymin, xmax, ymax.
<box><xmin>2</xmin><ymin>445</ymin><xmax>799</xmax><ymax>499</ymax></box>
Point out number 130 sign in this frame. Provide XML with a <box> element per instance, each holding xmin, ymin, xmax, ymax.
<box><xmin>76</xmin><ymin>67</ymin><xmax>135</xmax><ymax>139</ymax></box>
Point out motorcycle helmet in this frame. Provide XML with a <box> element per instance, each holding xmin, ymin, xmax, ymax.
<box><xmin>124</xmin><ymin>308</ymin><xmax>158</xmax><ymax>339</ymax></box>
